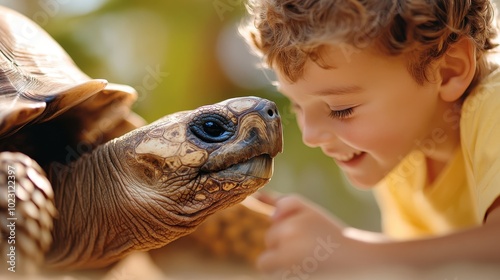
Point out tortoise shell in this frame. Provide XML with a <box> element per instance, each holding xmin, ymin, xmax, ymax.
<box><xmin>0</xmin><ymin>6</ymin><xmax>142</xmax><ymax>147</ymax></box>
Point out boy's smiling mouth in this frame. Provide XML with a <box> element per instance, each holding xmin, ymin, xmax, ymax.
<box><xmin>326</xmin><ymin>150</ymin><xmax>366</xmax><ymax>169</ymax></box>
<box><xmin>335</xmin><ymin>150</ymin><xmax>364</xmax><ymax>162</ymax></box>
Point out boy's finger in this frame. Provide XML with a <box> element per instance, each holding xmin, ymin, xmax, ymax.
<box><xmin>253</xmin><ymin>191</ymin><xmax>284</xmax><ymax>206</ymax></box>
<box><xmin>240</xmin><ymin>195</ymin><xmax>275</xmax><ymax>216</ymax></box>
<box><xmin>272</xmin><ymin>194</ymin><xmax>306</xmax><ymax>222</ymax></box>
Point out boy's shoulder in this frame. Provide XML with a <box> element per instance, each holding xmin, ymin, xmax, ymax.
<box><xmin>458</xmin><ymin>61</ymin><xmax>500</xmax><ymax>222</ymax></box>
<box><xmin>462</xmin><ymin>64</ymin><xmax>500</xmax><ymax>121</ymax></box>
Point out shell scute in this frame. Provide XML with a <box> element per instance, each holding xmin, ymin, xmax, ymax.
<box><xmin>0</xmin><ymin>7</ymin><xmax>138</xmax><ymax>142</ymax></box>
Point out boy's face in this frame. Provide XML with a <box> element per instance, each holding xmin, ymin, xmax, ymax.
<box><xmin>276</xmin><ymin>45</ymin><xmax>458</xmax><ymax>188</ymax></box>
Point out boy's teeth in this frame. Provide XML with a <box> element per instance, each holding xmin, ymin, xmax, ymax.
<box><xmin>337</xmin><ymin>151</ymin><xmax>362</xmax><ymax>162</ymax></box>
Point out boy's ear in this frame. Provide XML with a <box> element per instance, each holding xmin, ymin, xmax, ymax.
<box><xmin>438</xmin><ymin>37</ymin><xmax>476</xmax><ymax>102</ymax></box>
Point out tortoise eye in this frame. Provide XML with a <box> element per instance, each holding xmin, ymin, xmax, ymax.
<box><xmin>202</xmin><ymin>121</ymin><xmax>224</xmax><ymax>137</ymax></box>
<box><xmin>190</xmin><ymin>114</ymin><xmax>235</xmax><ymax>143</ymax></box>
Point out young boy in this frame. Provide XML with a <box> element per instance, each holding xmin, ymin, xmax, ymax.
<box><xmin>241</xmin><ymin>0</ymin><xmax>500</xmax><ymax>276</ymax></box>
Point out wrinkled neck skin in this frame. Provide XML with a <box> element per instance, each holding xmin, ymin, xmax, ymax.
<box><xmin>46</xmin><ymin>139</ymin><xmax>197</xmax><ymax>270</ymax></box>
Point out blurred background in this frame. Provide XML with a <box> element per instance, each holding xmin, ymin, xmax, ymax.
<box><xmin>0</xmin><ymin>0</ymin><xmax>380</xmax><ymax>231</ymax></box>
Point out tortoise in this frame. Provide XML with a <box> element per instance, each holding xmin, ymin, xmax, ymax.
<box><xmin>0</xmin><ymin>5</ymin><xmax>282</xmax><ymax>272</ymax></box>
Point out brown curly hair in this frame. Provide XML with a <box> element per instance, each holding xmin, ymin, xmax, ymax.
<box><xmin>241</xmin><ymin>0</ymin><xmax>498</xmax><ymax>92</ymax></box>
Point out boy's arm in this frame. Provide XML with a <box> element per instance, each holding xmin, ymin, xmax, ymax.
<box><xmin>257</xmin><ymin>195</ymin><xmax>500</xmax><ymax>273</ymax></box>
<box><xmin>376</xmin><ymin>196</ymin><xmax>500</xmax><ymax>267</ymax></box>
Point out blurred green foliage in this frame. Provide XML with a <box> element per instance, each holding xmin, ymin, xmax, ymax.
<box><xmin>1</xmin><ymin>0</ymin><xmax>380</xmax><ymax>230</ymax></box>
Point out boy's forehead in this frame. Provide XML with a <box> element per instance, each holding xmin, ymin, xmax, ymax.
<box><xmin>272</xmin><ymin>46</ymin><xmax>352</xmax><ymax>83</ymax></box>
<box><xmin>274</xmin><ymin>72</ymin><xmax>362</xmax><ymax>101</ymax></box>
<box><xmin>275</xmin><ymin>78</ymin><xmax>362</xmax><ymax>97</ymax></box>
<box><xmin>272</xmin><ymin>44</ymin><xmax>401</xmax><ymax>97</ymax></box>
<box><xmin>273</xmin><ymin>44</ymin><xmax>372</xmax><ymax>84</ymax></box>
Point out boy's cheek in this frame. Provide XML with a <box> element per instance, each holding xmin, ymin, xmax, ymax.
<box><xmin>334</xmin><ymin>122</ymin><xmax>386</xmax><ymax>150</ymax></box>
<box><xmin>341</xmin><ymin>123</ymin><xmax>410</xmax><ymax>163</ymax></box>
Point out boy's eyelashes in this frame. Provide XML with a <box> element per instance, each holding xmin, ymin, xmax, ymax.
<box><xmin>328</xmin><ymin>107</ymin><xmax>354</xmax><ymax>120</ymax></box>
<box><xmin>290</xmin><ymin>102</ymin><xmax>355</xmax><ymax>120</ymax></box>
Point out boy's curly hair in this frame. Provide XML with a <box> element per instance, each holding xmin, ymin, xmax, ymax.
<box><xmin>242</xmin><ymin>0</ymin><xmax>498</xmax><ymax>92</ymax></box>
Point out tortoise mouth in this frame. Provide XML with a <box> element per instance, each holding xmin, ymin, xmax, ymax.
<box><xmin>213</xmin><ymin>154</ymin><xmax>274</xmax><ymax>179</ymax></box>
<box><xmin>178</xmin><ymin>155</ymin><xmax>273</xmax><ymax>217</ymax></box>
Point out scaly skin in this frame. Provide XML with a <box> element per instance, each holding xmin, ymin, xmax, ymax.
<box><xmin>44</xmin><ymin>97</ymin><xmax>282</xmax><ymax>269</ymax></box>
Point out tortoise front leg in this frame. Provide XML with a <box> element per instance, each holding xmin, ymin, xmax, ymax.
<box><xmin>0</xmin><ymin>152</ymin><xmax>57</xmax><ymax>274</ymax></box>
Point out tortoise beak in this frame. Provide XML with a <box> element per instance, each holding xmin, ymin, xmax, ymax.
<box><xmin>254</xmin><ymin>98</ymin><xmax>283</xmax><ymax>157</ymax></box>
<box><xmin>213</xmin><ymin>154</ymin><xmax>274</xmax><ymax>179</ymax></box>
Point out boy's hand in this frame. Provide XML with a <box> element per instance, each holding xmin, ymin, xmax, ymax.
<box><xmin>256</xmin><ymin>195</ymin><xmax>378</xmax><ymax>275</ymax></box>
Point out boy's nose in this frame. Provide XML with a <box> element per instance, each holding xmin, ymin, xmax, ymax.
<box><xmin>302</xmin><ymin>128</ymin><xmax>335</xmax><ymax>148</ymax></box>
<box><xmin>300</xmin><ymin>116</ymin><xmax>336</xmax><ymax>148</ymax></box>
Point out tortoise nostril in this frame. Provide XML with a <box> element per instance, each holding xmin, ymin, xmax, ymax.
<box><xmin>255</xmin><ymin>99</ymin><xmax>280</xmax><ymax>121</ymax></box>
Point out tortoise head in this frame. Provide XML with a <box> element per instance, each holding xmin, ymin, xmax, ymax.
<box><xmin>121</xmin><ymin>96</ymin><xmax>282</xmax><ymax>224</ymax></box>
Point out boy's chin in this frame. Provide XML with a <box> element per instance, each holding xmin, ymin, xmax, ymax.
<box><xmin>342</xmin><ymin>172</ymin><xmax>385</xmax><ymax>189</ymax></box>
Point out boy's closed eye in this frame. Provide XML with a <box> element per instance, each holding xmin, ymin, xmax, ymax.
<box><xmin>291</xmin><ymin>101</ymin><xmax>356</xmax><ymax>121</ymax></box>
<box><xmin>328</xmin><ymin>107</ymin><xmax>354</xmax><ymax>120</ymax></box>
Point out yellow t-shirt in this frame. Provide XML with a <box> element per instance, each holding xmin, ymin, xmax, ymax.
<box><xmin>374</xmin><ymin>68</ymin><xmax>500</xmax><ymax>240</ymax></box>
